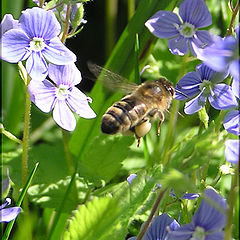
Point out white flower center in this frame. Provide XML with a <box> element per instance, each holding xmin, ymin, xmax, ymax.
<box><xmin>199</xmin><ymin>79</ymin><xmax>214</xmax><ymax>96</ymax></box>
<box><xmin>190</xmin><ymin>226</ymin><xmax>205</xmax><ymax>240</ymax></box>
<box><xmin>55</xmin><ymin>84</ymin><xmax>70</xmax><ymax>100</ymax></box>
<box><xmin>29</xmin><ymin>37</ymin><xmax>46</xmax><ymax>52</ymax></box>
<box><xmin>179</xmin><ymin>22</ymin><xmax>196</xmax><ymax>38</ymax></box>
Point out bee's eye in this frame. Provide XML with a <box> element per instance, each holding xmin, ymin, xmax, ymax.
<box><xmin>168</xmin><ymin>87</ymin><xmax>174</xmax><ymax>96</ymax></box>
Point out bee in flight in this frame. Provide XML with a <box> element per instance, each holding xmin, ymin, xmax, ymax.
<box><xmin>88</xmin><ymin>63</ymin><xmax>177</xmax><ymax>147</ymax></box>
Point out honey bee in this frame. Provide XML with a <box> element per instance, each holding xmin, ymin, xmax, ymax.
<box><xmin>88</xmin><ymin>63</ymin><xmax>175</xmax><ymax>147</ymax></box>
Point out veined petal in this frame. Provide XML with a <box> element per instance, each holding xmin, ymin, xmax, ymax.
<box><xmin>209</xmin><ymin>84</ymin><xmax>238</xmax><ymax>110</ymax></box>
<box><xmin>168</xmin><ymin>35</ymin><xmax>189</xmax><ymax>55</ymax></box>
<box><xmin>48</xmin><ymin>63</ymin><xmax>81</xmax><ymax>86</ymax></box>
<box><xmin>1</xmin><ymin>29</ymin><xmax>30</xmax><ymax>63</ymax></box>
<box><xmin>53</xmin><ymin>100</ymin><xmax>76</xmax><ymax>131</ymax></box>
<box><xmin>175</xmin><ymin>71</ymin><xmax>201</xmax><ymax>100</ymax></box>
<box><xmin>168</xmin><ymin>223</ymin><xmax>195</xmax><ymax>240</ymax></box>
<box><xmin>19</xmin><ymin>7</ymin><xmax>60</xmax><ymax>39</ymax></box>
<box><xmin>0</xmin><ymin>207</ymin><xmax>21</xmax><ymax>222</ymax></box>
<box><xmin>42</xmin><ymin>37</ymin><xmax>76</xmax><ymax>65</ymax></box>
<box><xmin>193</xmin><ymin>188</ymin><xmax>227</xmax><ymax>231</ymax></box>
<box><xmin>67</xmin><ymin>87</ymin><xmax>96</xmax><ymax>118</ymax></box>
<box><xmin>232</xmin><ymin>76</ymin><xmax>239</xmax><ymax>98</ymax></box>
<box><xmin>179</xmin><ymin>0</ymin><xmax>212</xmax><ymax>28</ymax></box>
<box><xmin>1</xmin><ymin>14</ymin><xmax>19</xmax><ymax>35</ymax></box>
<box><xmin>26</xmin><ymin>51</ymin><xmax>48</xmax><ymax>81</ymax></box>
<box><xmin>225</xmin><ymin>140</ymin><xmax>239</xmax><ymax>164</ymax></box>
<box><xmin>223</xmin><ymin>110</ymin><xmax>240</xmax><ymax>135</ymax></box>
<box><xmin>28</xmin><ymin>79</ymin><xmax>56</xmax><ymax>112</ymax></box>
<box><xmin>184</xmin><ymin>90</ymin><xmax>207</xmax><ymax>114</ymax></box>
<box><xmin>145</xmin><ymin>11</ymin><xmax>181</xmax><ymax>38</ymax></box>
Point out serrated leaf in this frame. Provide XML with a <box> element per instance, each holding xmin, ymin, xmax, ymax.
<box><xmin>79</xmin><ymin>134</ymin><xmax>135</xmax><ymax>184</ymax></box>
<box><xmin>63</xmin><ymin>197</ymin><xmax>120</xmax><ymax>240</ymax></box>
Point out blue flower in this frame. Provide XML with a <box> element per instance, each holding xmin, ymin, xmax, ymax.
<box><xmin>168</xmin><ymin>188</ymin><xmax>227</xmax><ymax>240</ymax></box>
<box><xmin>225</xmin><ymin>140</ymin><xmax>239</xmax><ymax>164</ymax></box>
<box><xmin>127</xmin><ymin>174</ymin><xmax>137</xmax><ymax>184</ymax></box>
<box><xmin>0</xmin><ymin>7</ymin><xmax>76</xmax><ymax>81</ymax></box>
<box><xmin>0</xmin><ymin>198</ymin><xmax>21</xmax><ymax>223</ymax></box>
<box><xmin>175</xmin><ymin>63</ymin><xmax>237</xmax><ymax>114</ymax></box>
<box><xmin>193</xmin><ymin>27</ymin><xmax>239</xmax><ymax>98</ymax></box>
<box><xmin>170</xmin><ymin>190</ymin><xmax>200</xmax><ymax>200</ymax></box>
<box><xmin>0</xmin><ymin>14</ymin><xmax>19</xmax><ymax>38</ymax></box>
<box><xmin>129</xmin><ymin>213</ymin><xmax>179</xmax><ymax>240</ymax></box>
<box><xmin>145</xmin><ymin>0</ymin><xmax>213</xmax><ymax>56</ymax></box>
<box><xmin>28</xmin><ymin>63</ymin><xmax>96</xmax><ymax>131</ymax></box>
<box><xmin>223</xmin><ymin>110</ymin><xmax>240</xmax><ymax>135</ymax></box>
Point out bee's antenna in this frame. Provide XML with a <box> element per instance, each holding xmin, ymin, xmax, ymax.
<box><xmin>174</xmin><ymin>89</ymin><xmax>189</xmax><ymax>99</ymax></box>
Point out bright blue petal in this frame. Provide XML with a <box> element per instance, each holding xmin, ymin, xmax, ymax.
<box><xmin>127</xmin><ymin>174</ymin><xmax>137</xmax><ymax>184</ymax></box>
<box><xmin>42</xmin><ymin>37</ymin><xmax>76</xmax><ymax>65</ymax></box>
<box><xmin>0</xmin><ymin>207</ymin><xmax>21</xmax><ymax>222</ymax></box>
<box><xmin>223</xmin><ymin>110</ymin><xmax>240</xmax><ymax>135</ymax></box>
<box><xmin>193</xmin><ymin>188</ymin><xmax>227</xmax><ymax>231</ymax></box>
<box><xmin>175</xmin><ymin>71</ymin><xmax>201</xmax><ymax>100</ymax></box>
<box><xmin>184</xmin><ymin>90</ymin><xmax>207</xmax><ymax>114</ymax></box>
<box><xmin>225</xmin><ymin>140</ymin><xmax>239</xmax><ymax>164</ymax></box>
<box><xmin>209</xmin><ymin>84</ymin><xmax>238</xmax><ymax>110</ymax></box>
<box><xmin>144</xmin><ymin>213</ymin><xmax>179</xmax><ymax>240</ymax></box>
<box><xmin>0</xmin><ymin>29</ymin><xmax>30</xmax><ymax>63</ymax></box>
<box><xmin>26</xmin><ymin>51</ymin><xmax>48</xmax><ymax>81</ymax></box>
<box><xmin>205</xmin><ymin>231</ymin><xmax>224</xmax><ymax>240</ymax></box>
<box><xmin>145</xmin><ymin>11</ymin><xmax>181</xmax><ymax>38</ymax></box>
<box><xmin>181</xmin><ymin>193</ymin><xmax>200</xmax><ymax>200</ymax></box>
<box><xmin>168</xmin><ymin>223</ymin><xmax>195</xmax><ymax>240</ymax></box>
<box><xmin>53</xmin><ymin>100</ymin><xmax>76</xmax><ymax>131</ymax></box>
<box><xmin>19</xmin><ymin>7</ymin><xmax>60</xmax><ymax>39</ymax></box>
<box><xmin>28</xmin><ymin>79</ymin><xmax>56</xmax><ymax>113</ymax></box>
<box><xmin>48</xmin><ymin>63</ymin><xmax>81</xmax><ymax>87</ymax></box>
<box><xmin>168</xmin><ymin>35</ymin><xmax>189</xmax><ymax>55</ymax></box>
<box><xmin>179</xmin><ymin>0</ymin><xmax>212</xmax><ymax>28</ymax></box>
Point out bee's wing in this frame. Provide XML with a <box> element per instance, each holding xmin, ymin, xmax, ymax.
<box><xmin>88</xmin><ymin>62</ymin><xmax>138</xmax><ymax>94</ymax></box>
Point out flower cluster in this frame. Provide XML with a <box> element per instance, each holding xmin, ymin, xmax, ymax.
<box><xmin>129</xmin><ymin>188</ymin><xmax>227</xmax><ymax>240</ymax></box>
<box><xmin>1</xmin><ymin>6</ymin><xmax>96</xmax><ymax>131</ymax></box>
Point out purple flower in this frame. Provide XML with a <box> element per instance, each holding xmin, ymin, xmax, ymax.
<box><xmin>193</xmin><ymin>27</ymin><xmax>239</xmax><ymax>98</ymax></box>
<box><xmin>129</xmin><ymin>213</ymin><xmax>180</xmax><ymax>240</ymax></box>
<box><xmin>170</xmin><ymin>190</ymin><xmax>199</xmax><ymax>200</ymax></box>
<box><xmin>223</xmin><ymin>110</ymin><xmax>240</xmax><ymax>135</ymax></box>
<box><xmin>28</xmin><ymin>63</ymin><xmax>96</xmax><ymax>131</ymax></box>
<box><xmin>127</xmin><ymin>174</ymin><xmax>137</xmax><ymax>184</ymax></box>
<box><xmin>175</xmin><ymin>63</ymin><xmax>238</xmax><ymax>114</ymax></box>
<box><xmin>0</xmin><ymin>198</ymin><xmax>21</xmax><ymax>223</ymax></box>
<box><xmin>0</xmin><ymin>7</ymin><xmax>76</xmax><ymax>81</ymax></box>
<box><xmin>145</xmin><ymin>0</ymin><xmax>213</xmax><ymax>56</ymax></box>
<box><xmin>168</xmin><ymin>188</ymin><xmax>227</xmax><ymax>240</ymax></box>
<box><xmin>225</xmin><ymin>140</ymin><xmax>239</xmax><ymax>164</ymax></box>
<box><xmin>0</xmin><ymin>14</ymin><xmax>19</xmax><ymax>37</ymax></box>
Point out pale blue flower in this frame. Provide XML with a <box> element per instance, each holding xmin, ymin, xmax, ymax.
<box><xmin>223</xmin><ymin>110</ymin><xmax>240</xmax><ymax>135</ymax></box>
<box><xmin>0</xmin><ymin>198</ymin><xmax>21</xmax><ymax>223</ymax></box>
<box><xmin>225</xmin><ymin>140</ymin><xmax>239</xmax><ymax>164</ymax></box>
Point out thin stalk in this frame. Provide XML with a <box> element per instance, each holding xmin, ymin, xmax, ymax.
<box><xmin>61</xmin><ymin>129</ymin><xmax>74</xmax><ymax>175</ymax></box>
<box><xmin>136</xmin><ymin>188</ymin><xmax>167</xmax><ymax>240</ymax></box>
<box><xmin>61</xmin><ymin>4</ymin><xmax>71</xmax><ymax>43</ymax></box>
<box><xmin>127</xmin><ymin>0</ymin><xmax>135</xmax><ymax>21</ymax></box>
<box><xmin>224</xmin><ymin>162</ymin><xmax>239</xmax><ymax>240</ymax></box>
<box><xmin>21</xmin><ymin>76</ymin><xmax>31</xmax><ymax>210</ymax></box>
<box><xmin>226</xmin><ymin>0</ymin><xmax>239</xmax><ymax>36</ymax></box>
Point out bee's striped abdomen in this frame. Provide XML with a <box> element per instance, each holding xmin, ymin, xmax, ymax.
<box><xmin>101</xmin><ymin>96</ymin><xmax>148</xmax><ymax>134</ymax></box>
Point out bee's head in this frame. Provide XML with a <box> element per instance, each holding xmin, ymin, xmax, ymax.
<box><xmin>155</xmin><ymin>78</ymin><xmax>175</xmax><ymax>98</ymax></box>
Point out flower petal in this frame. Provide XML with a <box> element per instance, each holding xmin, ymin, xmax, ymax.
<box><xmin>0</xmin><ymin>206</ymin><xmax>21</xmax><ymax>223</ymax></box>
<box><xmin>0</xmin><ymin>29</ymin><xmax>30</xmax><ymax>63</ymax></box>
<box><xmin>145</xmin><ymin>11</ymin><xmax>181</xmax><ymax>38</ymax></box>
<box><xmin>179</xmin><ymin>0</ymin><xmax>212</xmax><ymax>28</ymax></box>
<box><xmin>67</xmin><ymin>87</ymin><xmax>96</xmax><ymax>118</ymax></box>
<box><xmin>1</xmin><ymin>14</ymin><xmax>19</xmax><ymax>35</ymax></box>
<box><xmin>28</xmin><ymin>79</ymin><xmax>56</xmax><ymax>112</ymax></box>
<box><xmin>19</xmin><ymin>7</ymin><xmax>60</xmax><ymax>39</ymax></box>
<box><xmin>144</xmin><ymin>213</ymin><xmax>180</xmax><ymax>240</ymax></box>
<box><xmin>48</xmin><ymin>63</ymin><xmax>81</xmax><ymax>86</ymax></box>
<box><xmin>193</xmin><ymin>188</ymin><xmax>227</xmax><ymax>231</ymax></box>
<box><xmin>232</xmin><ymin>75</ymin><xmax>239</xmax><ymax>98</ymax></box>
<box><xmin>209</xmin><ymin>84</ymin><xmax>238</xmax><ymax>110</ymax></box>
<box><xmin>53</xmin><ymin>100</ymin><xmax>76</xmax><ymax>131</ymax></box>
<box><xmin>184</xmin><ymin>90</ymin><xmax>207</xmax><ymax>114</ymax></box>
<box><xmin>168</xmin><ymin>223</ymin><xmax>195</xmax><ymax>240</ymax></box>
<box><xmin>168</xmin><ymin>35</ymin><xmax>189</xmax><ymax>55</ymax></box>
<box><xmin>225</xmin><ymin>140</ymin><xmax>239</xmax><ymax>164</ymax></box>
<box><xmin>175</xmin><ymin>71</ymin><xmax>201</xmax><ymax>100</ymax></box>
<box><xmin>42</xmin><ymin>37</ymin><xmax>76</xmax><ymax>65</ymax></box>
<box><xmin>26</xmin><ymin>51</ymin><xmax>48</xmax><ymax>81</ymax></box>
<box><xmin>181</xmin><ymin>193</ymin><xmax>200</xmax><ymax>200</ymax></box>
<box><xmin>0</xmin><ymin>198</ymin><xmax>11</xmax><ymax>210</ymax></box>
<box><xmin>223</xmin><ymin>110</ymin><xmax>240</xmax><ymax>135</ymax></box>
<box><xmin>126</xmin><ymin>174</ymin><xmax>137</xmax><ymax>184</ymax></box>
<box><xmin>229</xmin><ymin>59</ymin><xmax>239</xmax><ymax>81</ymax></box>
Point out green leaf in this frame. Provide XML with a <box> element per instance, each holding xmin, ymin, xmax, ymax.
<box><xmin>79</xmin><ymin>134</ymin><xmax>135</xmax><ymax>184</ymax></box>
<box><xmin>63</xmin><ymin>197</ymin><xmax>120</xmax><ymax>240</ymax></box>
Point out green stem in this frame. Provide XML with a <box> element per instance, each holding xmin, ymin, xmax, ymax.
<box><xmin>62</xmin><ymin>129</ymin><xmax>74</xmax><ymax>175</ymax></box>
<box><xmin>61</xmin><ymin>4</ymin><xmax>71</xmax><ymax>43</ymax></box>
<box><xmin>226</xmin><ymin>0</ymin><xmax>239</xmax><ymax>36</ymax></box>
<box><xmin>127</xmin><ymin>0</ymin><xmax>135</xmax><ymax>20</ymax></box>
<box><xmin>21</xmin><ymin>77</ymin><xmax>31</xmax><ymax>209</ymax></box>
<box><xmin>224</xmin><ymin>162</ymin><xmax>239</xmax><ymax>240</ymax></box>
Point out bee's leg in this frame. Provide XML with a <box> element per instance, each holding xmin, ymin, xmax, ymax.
<box><xmin>157</xmin><ymin>111</ymin><xmax>164</xmax><ymax>136</ymax></box>
<box><xmin>137</xmin><ymin>137</ymin><xmax>141</xmax><ymax>147</ymax></box>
